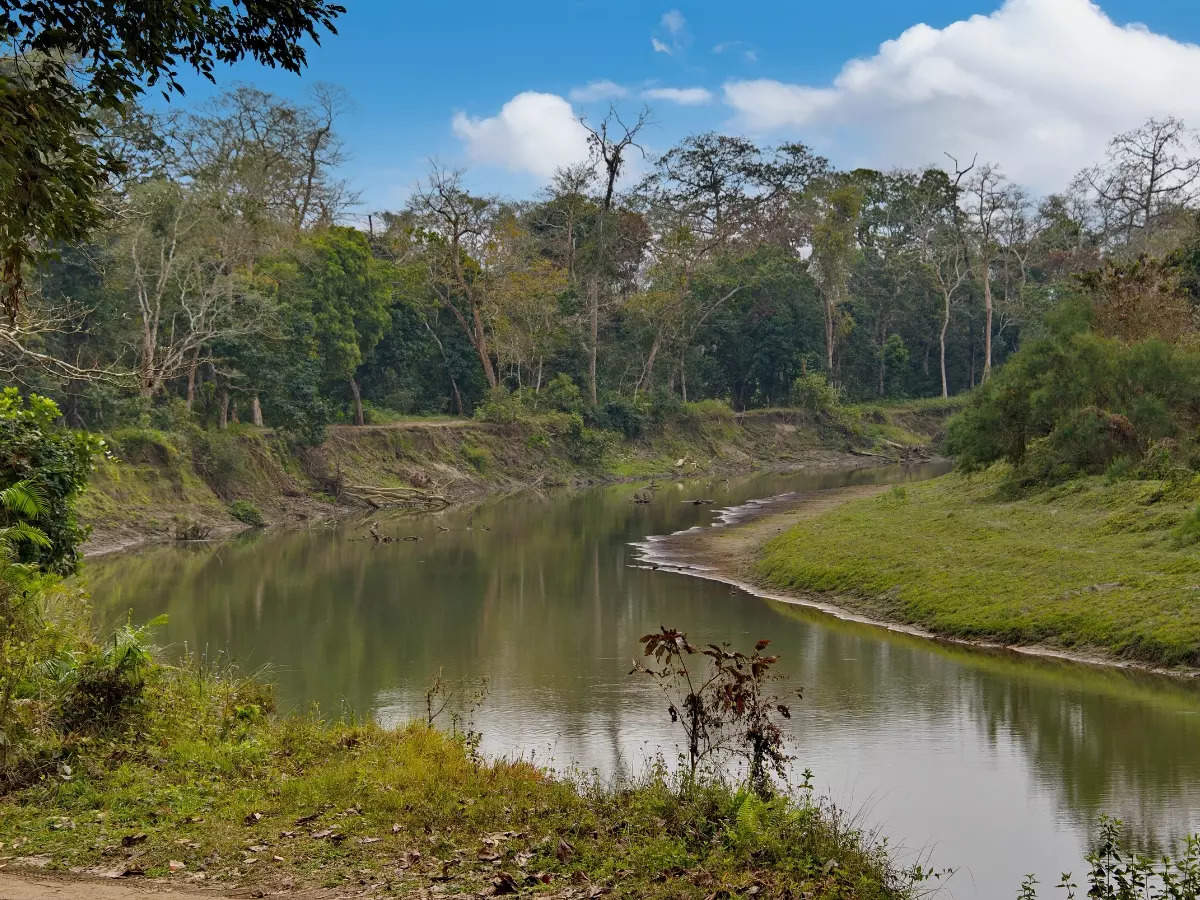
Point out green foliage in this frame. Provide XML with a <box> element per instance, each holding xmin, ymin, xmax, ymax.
<box><xmin>1020</xmin><ymin>817</ymin><xmax>1200</xmax><ymax>899</ymax></box>
<box><xmin>460</xmin><ymin>443</ymin><xmax>491</xmax><ymax>473</ymax></box>
<box><xmin>473</xmin><ymin>387</ymin><xmax>530</xmax><ymax>426</ymax></box>
<box><xmin>55</xmin><ymin>617</ymin><xmax>164</xmax><ymax>736</ymax></box>
<box><xmin>947</xmin><ymin>325</ymin><xmax>1200</xmax><ymax>490</ymax></box>
<box><xmin>790</xmin><ymin>372</ymin><xmax>842</xmax><ymax>415</ymax></box>
<box><xmin>187</xmin><ymin>427</ymin><xmax>246</xmax><ymax>499</ymax></box>
<box><xmin>539</xmin><ymin>373</ymin><xmax>584</xmax><ymax>414</ymax></box>
<box><xmin>0</xmin><ymin>389</ymin><xmax>100</xmax><ymax>574</ymax></box>
<box><xmin>0</xmin><ymin>1</ymin><xmax>343</xmax><ymax>318</ymax></box>
<box><xmin>229</xmin><ymin>499</ymin><xmax>265</xmax><ymax>528</ymax></box>
<box><xmin>1176</xmin><ymin>505</ymin><xmax>1200</xmax><ymax>547</ymax></box>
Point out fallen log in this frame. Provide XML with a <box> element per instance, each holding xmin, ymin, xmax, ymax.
<box><xmin>343</xmin><ymin>484</ymin><xmax>450</xmax><ymax>511</ymax></box>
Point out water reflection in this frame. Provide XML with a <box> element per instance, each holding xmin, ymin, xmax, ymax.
<box><xmin>84</xmin><ymin>463</ymin><xmax>1200</xmax><ymax>899</ymax></box>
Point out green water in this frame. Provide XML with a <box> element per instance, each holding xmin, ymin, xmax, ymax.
<box><xmin>84</xmin><ymin>463</ymin><xmax>1200</xmax><ymax>899</ymax></box>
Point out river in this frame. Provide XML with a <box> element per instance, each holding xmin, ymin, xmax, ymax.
<box><xmin>84</xmin><ymin>463</ymin><xmax>1200</xmax><ymax>899</ymax></box>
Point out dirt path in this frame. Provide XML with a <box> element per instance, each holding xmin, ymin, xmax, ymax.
<box><xmin>0</xmin><ymin>873</ymin><xmax>215</xmax><ymax>900</ymax></box>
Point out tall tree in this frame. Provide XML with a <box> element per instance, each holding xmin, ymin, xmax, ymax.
<box><xmin>809</xmin><ymin>176</ymin><xmax>864</xmax><ymax>381</ymax></box>
<box><xmin>0</xmin><ymin>0</ymin><xmax>344</xmax><ymax>320</ymax></box>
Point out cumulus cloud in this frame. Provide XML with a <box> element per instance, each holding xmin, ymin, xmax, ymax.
<box><xmin>569</xmin><ymin>80</ymin><xmax>629</xmax><ymax>103</ymax></box>
<box><xmin>722</xmin><ymin>0</ymin><xmax>1200</xmax><ymax>192</ymax></box>
<box><xmin>452</xmin><ymin>92</ymin><xmax>590</xmax><ymax>179</ymax></box>
<box><xmin>652</xmin><ymin>37</ymin><xmax>673</xmax><ymax>55</ymax></box>
<box><xmin>643</xmin><ymin>86</ymin><xmax>714</xmax><ymax>106</ymax></box>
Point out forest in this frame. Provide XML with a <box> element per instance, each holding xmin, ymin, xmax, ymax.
<box><xmin>7</xmin><ymin>79</ymin><xmax>1199</xmax><ymax>447</ymax></box>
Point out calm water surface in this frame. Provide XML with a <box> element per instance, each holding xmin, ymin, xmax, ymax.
<box><xmin>85</xmin><ymin>464</ymin><xmax>1200</xmax><ymax>899</ymax></box>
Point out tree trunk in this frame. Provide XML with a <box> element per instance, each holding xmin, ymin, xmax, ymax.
<box><xmin>634</xmin><ymin>330</ymin><xmax>663</xmax><ymax>401</ymax></box>
<box><xmin>982</xmin><ymin>273</ymin><xmax>993</xmax><ymax>382</ymax></box>
<box><xmin>250</xmin><ymin>393</ymin><xmax>264</xmax><ymax>427</ymax></box>
<box><xmin>824</xmin><ymin>293</ymin><xmax>836</xmax><ymax>378</ymax></box>
<box><xmin>349</xmin><ymin>377</ymin><xmax>364</xmax><ymax>426</ymax></box>
<box><xmin>230</xmin><ymin>399</ymin><xmax>240</xmax><ymax>425</ymax></box>
<box><xmin>588</xmin><ymin>278</ymin><xmax>599</xmax><ymax>406</ymax></box>
<box><xmin>185</xmin><ymin>354</ymin><xmax>199</xmax><ymax>410</ymax></box>
<box><xmin>939</xmin><ymin>290</ymin><xmax>951</xmax><ymax>399</ymax></box>
<box><xmin>471</xmin><ymin>304</ymin><xmax>498</xmax><ymax>388</ymax></box>
<box><xmin>219</xmin><ymin>390</ymin><xmax>230</xmax><ymax>430</ymax></box>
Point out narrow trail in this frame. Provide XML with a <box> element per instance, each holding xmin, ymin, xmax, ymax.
<box><xmin>0</xmin><ymin>873</ymin><xmax>214</xmax><ymax>900</ymax></box>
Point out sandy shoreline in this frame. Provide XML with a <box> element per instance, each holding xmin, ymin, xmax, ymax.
<box><xmin>633</xmin><ymin>483</ymin><xmax>1200</xmax><ymax>680</ymax></box>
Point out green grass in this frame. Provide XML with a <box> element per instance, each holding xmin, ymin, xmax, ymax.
<box><xmin>0</xmin><ymin>665</ymin><xmax>918</xmax><ymax>899</ymax></box>
<box><xmin>756</xmin><ymin>468</ymin><xmax>1200</xmax><ymax>668</ymax></box>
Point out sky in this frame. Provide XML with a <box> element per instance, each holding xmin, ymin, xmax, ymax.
<box><xmin>157</xmin><ymin>0</ymin><xmax>1200</xmax><ymax>213</ymax></box>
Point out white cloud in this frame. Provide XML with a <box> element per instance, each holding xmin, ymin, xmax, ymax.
<box><xmin>722</xmin><ymin>0</ymin><xmax>1200</xmax><ymax>192</ymax></box>
<box><xmin>451</xmin><ymin>92</ymin><xmax>590</xmax><ymax>179</ymax></box>
<box><xmin>569</xmin><ymin>80</ymin><xmax>629</xmax><ymax>103</ymax></box>
<box><xmin>652</xmin><ymin>37</ymin><xmax>673</xmax><ymax>55</ymax></box>
<box><xmin>643</xmin><ymin>86</ymin><xmax>714</xmax><ymax>106</ymax></box>
<box><xmin>661</xmin><ymin>9</ymin><xmax>686</xmax><ymax>35</ymax></box>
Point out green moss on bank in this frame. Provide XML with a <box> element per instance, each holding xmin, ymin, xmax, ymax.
<box><xmin>0</xmin><ymin>664</ymin><xmax>917</xmax><ymax>899</ymax></box>
<box><xmin>756</xmin><ymin>469</ymin><xmax>1200</xmax><ymax>668</ymax></box>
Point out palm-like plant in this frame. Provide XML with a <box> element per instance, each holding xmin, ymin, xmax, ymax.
<box><xmin>0</xmin><ymin>479</ymin><xmax>51</xmax><ymax>552</ymax></box>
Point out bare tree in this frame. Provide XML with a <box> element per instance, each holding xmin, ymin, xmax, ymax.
<box><xmin>411</xmin><ymin>166</ymin><xmax>500</xmax><ymax>388</ymax></box>
<box><xmin>1084</xmin><ymin>117</ymin><xmax>1200</xmax><ymax>251</ymax></box>
<box><xmin>581</xmin><ymin>107</ymin><xmax>649</xmax><ymax>405</ymax></box>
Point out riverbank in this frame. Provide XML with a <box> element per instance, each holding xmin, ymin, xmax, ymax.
<box><xmin>78</xmin><ymin>400</ymin><xmax>957</xmax><ymax>556</ymax></box>
<box><xmin>0</xmin><ymin>663</ymin><xmax>921</xmax><ymax>900</ymax></box>
<box><xmin>640</xmin><ymin>469</ymin><xmax>1200</xmax><ymax>673</ymax></box>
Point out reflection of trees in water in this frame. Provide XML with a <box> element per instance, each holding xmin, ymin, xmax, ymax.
<box><xmin>84</xmin><ymin>464</ymin><xmax>1200</xmax><ymax>855</ymax></box>
<box><xmin>767</xmin><ymin>599</ymin><xmax>1200</xmax><ymax>851</ymax></box>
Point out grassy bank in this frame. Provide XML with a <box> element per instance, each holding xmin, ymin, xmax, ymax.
<box><xmin>0</xmin><ymin>659</ymin><xmax>919</xmax><ymax>899</ymax></box>
<box><xmin>78</xmin><ymin>399</ymin><xmax>958</xmax><ymax>555</ymax></box>
<box><xmin>756</xmin><ymin>468</ymin><xmax>1200</xmax><ymax>669</ymax></box>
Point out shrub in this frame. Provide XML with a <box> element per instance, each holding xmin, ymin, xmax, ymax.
<box><xmin>1014</xmin><ymin>406</ymin><xmax>1139</xmax><ymax>488</ymax></box>
<box><xmin>947</xmin><ymin>326</ymin><xmax>1200</xmax><ymax>487</ymax></box>
<box><xmin>1176</xmin><ymin>504</ymin><xmax>1200</xmax><ymax>547</ymax></box>
<box><xmin>55</xmin><ymin>619</ymin><xmax>163</xmax><ymax>736</ymax></box>
<box><xmin>539</xmin><ymin>374</ymin><xmax>584</xmax><ymax>415</ymax></box>
<box><xmin>566</xmin><ymin>424</ymin><xmax>617</xmax><ymax>467</ymax></box>
<box><xmin>461</xmin><ymin>443</ymin><xmax>491</xmax><ymax>472</ymax></box>
<box><xmin>789</xmin><ymin>373</ymin><xmax>841</xmax><ymax>415</ymax></box>
<box><xmin>590</xmin><ymin>395</ymin><xmax>650</xmax><ymax>439</ymax></box>
<box><xmin>229</xmin><ymin>499</ymin><xmax>265</xmax><ymax>527</ymax></box>
<box><xmin>0</xmin><ymin>389</ymin><xmax>100</xmax><ymax>574</ymax></box>
<box><xmin>187</xmin><ymin>427</ymin><xmax>246</xmax><ymax>498</ymax></box>
<box><xmin>473</xmin><ymin>387</ymin><xmax>531</xmax><ymax>427</ymax></box>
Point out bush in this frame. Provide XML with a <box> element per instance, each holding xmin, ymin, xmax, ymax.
<box><xmin>473</xmin><ymin>387</ymin><xmax>532</xmax><ymax>427</ymax></box>
<box><xmin>461</xmin><ymin>443</ymin><xmax>491</xmax><ymax>472</ymax></box>
<box><xmin>1176</xmin><ymin>504</ymin><xmax>1200</xmax><ymax>546</ymax></box>
<box><xmin>187</xmin><ymin>427</ymin><xmax>246</xmax><ymax>498</ymax></box>
<box><xmin>947</xmin><ymin>325</ymin><xmax>1200</xmax><ymax>487</ymax></box>
<box><xmin>229</xmin><ymin>499</ymin><xmax>265</xmax><ymax>527</ymax></box>
<box><xmin>567</xmin><ymin>425</ymin><xmax>617</xmax><ymax>467</ymax></box>
<box><xmin>1014</xmin><ymin>406</ymin><xmax>1139</xmax><ymax>488</ymax></box>
<box><xmin>55</xmin><ymin>619</ymin><xmax>162</xmax><ymax>736</ymax></box>
<box><xmin>539</xmin><ymin>374</ymin><xmax>584</xmax><ymax>415</ymax></box>
<box><xmin>789</xmin><ymin>373</ymin><xmax>841</xmax><ymax>415</ymax></box>
<box><xmin>0</xmin><ymin>389</ymin><xmax>101</xmax><ymax>574</ymax></box>
<box><xmin>589</xmin><ymin>395</ymin><xmax>650</xmax><ymax>439</ymax></box>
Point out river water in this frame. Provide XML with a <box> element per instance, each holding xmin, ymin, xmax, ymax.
<box><xmin>84</xmin><ymin>463</ymin><xmax>1200</xmax><ymax>899</ymax></box>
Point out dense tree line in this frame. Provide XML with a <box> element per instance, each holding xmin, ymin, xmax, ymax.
<box><xmin>6</xmin><ymin>82</ymin><xmax>1200</xmax><ymax>443</ymax></box>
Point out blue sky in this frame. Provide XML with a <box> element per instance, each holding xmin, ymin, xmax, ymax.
<box><xmin>156</xmin><ymin>0</ymin><xmax>1200</xmax><ymax>210</ymax></box>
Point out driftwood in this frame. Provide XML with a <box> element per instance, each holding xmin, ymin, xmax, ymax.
<box><xmin>342</xmin><ymin>483</ymin><xmax>450</xmax><ymax>511</ymax></box>
<box><xmin>368</xmin><ymin>523</ymin><xmax>421</xmax><ymax>544</ymax></box>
